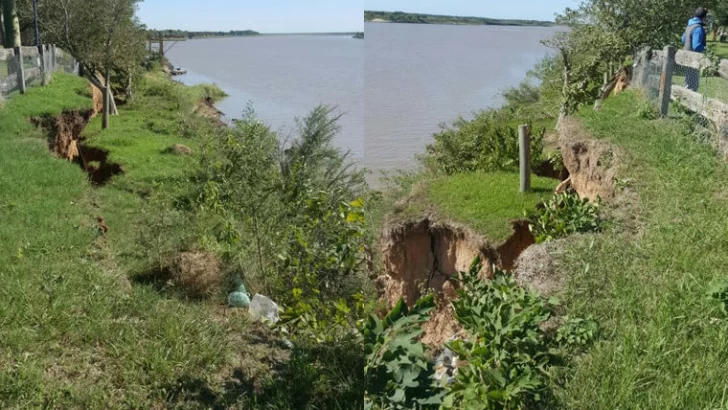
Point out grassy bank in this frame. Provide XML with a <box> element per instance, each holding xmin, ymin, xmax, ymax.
<box><xmin>394</xmin><ymin>172</ymin><xmax>557</xmax><ymax>242</ymax></box>
<box><xmin>0</xmin><ymin>73</ymin><xmax>244</xmax><ymax>408</ymax></box>
<box><xmin>554</xmin><ymin>91</ymin><xmax>728</xmax><ymax>408</ymax></box>
<box><xmin>0</xmin><ymin>70</ymin><xmax>366</xmax><ymax>408</ymax></box>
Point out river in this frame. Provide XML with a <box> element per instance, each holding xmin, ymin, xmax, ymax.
<box><xmin>166</xmin><ymin>34</ymin><xmax>364</xmax><ymax>160</ymax></box>
<box><xmin>166</xmin><ymin>25</ymin><xmax>562</xmax><ymax>186</ymax></box>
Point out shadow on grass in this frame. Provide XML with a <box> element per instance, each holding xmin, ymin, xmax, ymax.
<box><xmin>163</xmin><ymin>340</ymin><xmax>364</xmax><ymax>410</ymax></box>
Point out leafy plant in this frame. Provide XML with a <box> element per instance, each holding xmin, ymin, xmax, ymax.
<box><xmin>528</xmin><ymin>191</ymin><xmax>603</xmax><ymax>243</ymax></box>
<box><xmin>363</xmin><ymin>295</ymin><xmax>445</xmax><ymax>410</ymax></box>
<box><xmin>707</xmin><ymin>281</ymin><xmax>728</xmax><ymax>316</ymax></box>
<box><xmin>555</xmin><ymin>316</ymin><xmax>599</xmax><ymax>349</ymax></box>
<box><xmin>547</xmin><ymin>149</ymin><xmax>565</xmax><ymax>173</ymax></box>
<box><xmin>443</xmin><ymin>258</ymin><xmax>557</xmax><ymax>409</ymax></box>
<box><xmin>636</xmin><ymin>100</ymin><xmax>659</xmax><ymax>120</ymax></box>
<box><xmin>422</xmin><ymin>113</ymin><xmax>545</xmax><ymax>175</ymax></box>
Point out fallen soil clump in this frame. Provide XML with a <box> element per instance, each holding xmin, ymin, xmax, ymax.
<box><xmin>558</xmin><ymin>117</ymin><xmax>619</xmax><ymax>201</ymax></box>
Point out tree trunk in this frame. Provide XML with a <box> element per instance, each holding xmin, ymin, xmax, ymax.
<box><xmin>125</xmin><ymin>69</ymin><xmax>133</xmax><ymax>103</ymax></box>
<box><xmin>102</xmin><ymin>67</ymin><xmax>110</xmax><ymax>129</ymax></box>
<box><xmin>82</xmin><ymin>65</ymin><xmax>118</xmax><ymax>116</ymax></box>
<box><xmin>2</xmin><ymin>0</ymin><xmax>20</xmax><ymax>48</ymax></box>
<box><xmin>557</xmin><ymin>48</ymin><xmax>571</xmax><ymax>132</ymax></box>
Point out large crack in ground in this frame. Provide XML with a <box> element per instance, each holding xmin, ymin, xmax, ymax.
<box><xmin>32</xmin><ymin>109</ymin><xmax>124</xmax><ymax>186</ymax></box>
<box><xmin>376</xmin><ymin>117</ymin><xmax>620</xmax><ymax>346</ymax></box>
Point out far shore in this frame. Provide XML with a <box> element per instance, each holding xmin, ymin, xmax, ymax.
<box><xmin>157</xmin><ymin>32</ymin><xmax>361</xmax><ymax>41</ymax></box>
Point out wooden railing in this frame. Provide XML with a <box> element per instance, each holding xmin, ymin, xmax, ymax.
<box><xmin>633</xmin><ymin>45</ymin><xmax>728</xmax><ymax>133</ymax></box>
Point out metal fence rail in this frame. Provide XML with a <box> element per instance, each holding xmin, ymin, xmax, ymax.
<box><xmin>0</xmin><ymin>45</ymin><xmax>79</xmax><ymax>101</ymax></box>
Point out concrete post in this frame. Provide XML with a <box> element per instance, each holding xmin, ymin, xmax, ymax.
<box><xmin>659</xmin><ymin>45</ymin><xmax>676</xmax><ymax>117</ymax></box>
<box><xmin>38</xmin><ymin>44</ymin><xmax>47</xmax><ymax>85</ymax></box>
<box><xmin>519</xmin><ymin>124</ymin><xmax>531</xmax><ymax>193</ymax></box>
<box><xmin>14</xmin><ymin>46</ymin><xmax>25</xmax><ymax>94</ymax></box>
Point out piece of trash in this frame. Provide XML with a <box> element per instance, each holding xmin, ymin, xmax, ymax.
<box><xmin>249</xmin><ymin>294</ymin><xmax>279</xmax><ymax>323</ymax></box>
<box><xmin>228</xmin><ymin>276</ymin><xmax>251</xmax><ymax>308</ymax></box>
<box><xmin>434</xmin><ymin>337</ymin><xmax>460</xmax><ymax>385</ymax></box>
<box><xmin>228</xmin><ymin>290</ymin><xmax>250</xmax><ymax>308</ymax></box>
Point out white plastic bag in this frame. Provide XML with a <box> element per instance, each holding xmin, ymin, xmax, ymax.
<box><xmin>248</xmin><ymin>294</ymin><xmax>280</xmax><ymax>323</ymax></box>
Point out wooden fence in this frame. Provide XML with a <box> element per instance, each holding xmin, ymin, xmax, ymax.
<box><xmin>0</xmin><ymin>45</ymin><xmax>77</xmax><ymax>100</ymax></box>
<box><xmin>633</xmin><ymin>45</ymin><xmax>728</xmax><ymax>133</ymax></box>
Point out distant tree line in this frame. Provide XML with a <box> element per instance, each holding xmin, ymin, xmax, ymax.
<box><xmin>147</xmin><ymin>29</ymin><xmax>259</xmax><ymax>40</ymax></box>
<box><xmin>364</xmin><ymin>10</ymin><xmax>554</xmax><ymax>27</ymax></box>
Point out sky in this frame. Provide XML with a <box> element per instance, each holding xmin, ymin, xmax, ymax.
<box><xmin>137</xmin><ymin>0</ymin><xmax>364</xmax><ymax>33</ymax></box>
<box><xmin>137</xmin><ymin>0</ymin><xmax>578</xmax><ymax>34</ymax></box>
<box><xmin>365</xmin><ymin>0</ymin><xmax>581</xmax><ymax>22</ymax></box>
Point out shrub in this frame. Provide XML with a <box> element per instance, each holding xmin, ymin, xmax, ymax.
<box><xmin>528</xmin><ymin>191</ymin><xmax>603</xmax><ymax>243</ymax></box>
<box><xmin>443</xmin><ymin>259</ymin><xmax>557</xmax><ymax>409</ymax></box>
<box><xmin>363</xmin><ymin>295</ymin><xmax>445</xmax><ymax>409</ymax></box>
<box><xmin>422</xmin><ymin>113</ymin><xmax>544</xmax><ymax>175</ymax></box>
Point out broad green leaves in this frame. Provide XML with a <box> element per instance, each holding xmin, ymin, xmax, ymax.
<box><xmin>364</xmin><ymin>295</ymin><xmax>445</xmax><ymax>409</ymax></box>
<box><xmin>528</xmin><ymin>191</ymin><xmax>603</xmax><ymax>243</ymax></box>
<box><xmin>443</xmin><ymin>260</ymin><xmax>556</xmax><ymax>409</ymax></box>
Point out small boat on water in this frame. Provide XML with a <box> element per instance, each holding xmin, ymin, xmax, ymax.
<box><xmin>170</xmin><ymin>66</ymin><xmax>187</xmax><ymax>75</ymax></box>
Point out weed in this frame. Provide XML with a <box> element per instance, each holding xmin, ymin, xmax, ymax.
<box><xmin>555</xmin><ymin>316</ymin><xmax>598</xmax><ymax>349</ymax></box>
<box><xmin>443</xmin><ymin>259</ymin><xmax>557</xmax><ymax>409</ymax></box>
<box><xmin>363</xmin><ymin>295</ymin><xmax>444</xmax><ymax>409</ymax></box>
<box><xmin>528</xmin><ymin>191</ymin><xmax>602</xmax><ymax>243</ymax></box>
<box><xmin>636</xmin><ymin>100</ymin><xmax>659</xmax><ymax>120</ymax></box>
<box><xmin>707</xmin><ymin>281</ymin><xmax>728</xmax><ymax>316</ymax></box>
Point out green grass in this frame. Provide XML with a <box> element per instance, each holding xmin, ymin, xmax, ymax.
<box><xmin>0</xmin><ymin>72</ymin><xmax>271</xmax><ymax>408</ymax></box>
<box><xmin>708</xmin><ymin>40</ymin><xmax>728</xmax><ymax>60</ymax></box>
<box><xmin>672</xmin><ymin>73</ymin><xmax>728</xmax><ymax>101</ymax></box>
<box><xmin>426</xmin><ymin>172</ymin><xmax>558</xmax><ymax>242</ymax></box>
<box><xmin>555</xmin><ymin>91</ymin><xmax>728</xmax><ymax>408</ymax></box>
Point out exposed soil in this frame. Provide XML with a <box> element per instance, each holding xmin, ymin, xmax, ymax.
<box><xmin>32</xmin><ymin>109</ymin><xmax>124</xmax><ymax>186</ymax></box>
<box><xmin>194</xmin><ymin>96</ymin><xmax>225</xmax><ymax>125</ymax></box>
<box><xmin>377</xmin><ymin>217</ymin><xmax>536</xmax><ymax>346</ymax></box>
<box><xmin>558</xmin><ymin>117</ymin><xmax>619</xmax><ymax>201</ymax></box>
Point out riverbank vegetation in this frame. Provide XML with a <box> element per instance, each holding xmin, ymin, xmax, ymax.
<box><xmin>5</xmin><ymin>0</ymin><xmax>728</xmax><ymax>408</ymax></box>
<box><xmin>147</xmin><ymin>29</ymin><xmax>260</xmax><ymax>40</ymax></box>
<box><xmin>364</xmin><ymin>10</ymin><xmax>555</xmax><ymax>27</ymax></box>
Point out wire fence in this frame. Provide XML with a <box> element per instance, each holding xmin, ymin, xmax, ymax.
<box><xmin>633</xmin><ymin>45</ymin><xmax>728</xmax><ymax>154</ymax></box>
<box><xmin>0</xmin><ymin>45</ymin><xmax>79</xmax><ymax>100</ymax></box>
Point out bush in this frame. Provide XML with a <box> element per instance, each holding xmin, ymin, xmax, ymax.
<box><xmin>363</xmin><ymin>295</ymin><xmax>444</xmax><ymax>409</ymax></box>
<box><xmin>422</xmin><ymin>112</ymin><xmax>544</xmax><ymax>175</ymax></box>
<box><xmin>528</xmin><ymin>191</ymin><xmax>603</xmax><ymax>243</ymax></box>
<box><xmin>443</xmin><ymin>259</ymin><xmax>557</xmax><ymax>409</ymax></box>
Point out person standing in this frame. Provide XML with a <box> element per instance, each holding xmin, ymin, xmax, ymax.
<box><xmin>682</xmin><ymin>7</ymin><xmax>708</xmax><ymax>91</ymax></box>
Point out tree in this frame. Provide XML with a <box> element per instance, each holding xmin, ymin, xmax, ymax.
<box><xmin>2</xmin><ymin>0</ymin><xmax>20</xmax><ymax>48</ymax></box>
<box><xmin>34</xmin><ymin>0</ymin><xmax>145</xmax><ymax>127</ymax></box>
<box><xmin>545</xmin><ymin>0</ymin><xmax>719</xmax><ymax>124</ymax></box>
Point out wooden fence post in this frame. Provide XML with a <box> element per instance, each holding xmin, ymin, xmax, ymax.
<box><xmin>658</xmin><ymin>45</ymin><xmax>676</xmax><ymax>117</ymax></box>
<box><xmin>519</xmin><ymin>124</ymin><xmax>531</xmax><ymax>193</ymax></box>
<box><xmin>14</xmin><ymin>47</ymin><xmax>26</xmax><ymax>94</ymax></box>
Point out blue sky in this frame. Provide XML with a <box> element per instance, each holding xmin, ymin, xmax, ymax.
<box><xmin>365</xmin><ymin>0</ymin><xmax>581</xmax><ymax>22</ymax></box>
<box><xmin>137</xmin><ymin>0</ymin><xmax>364</xmax><ymax>33</ymax></box>
<box><xmin>138</xmin><ymin>1</ymin><xmax>579</xmax><ymax>33</ymax></box>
